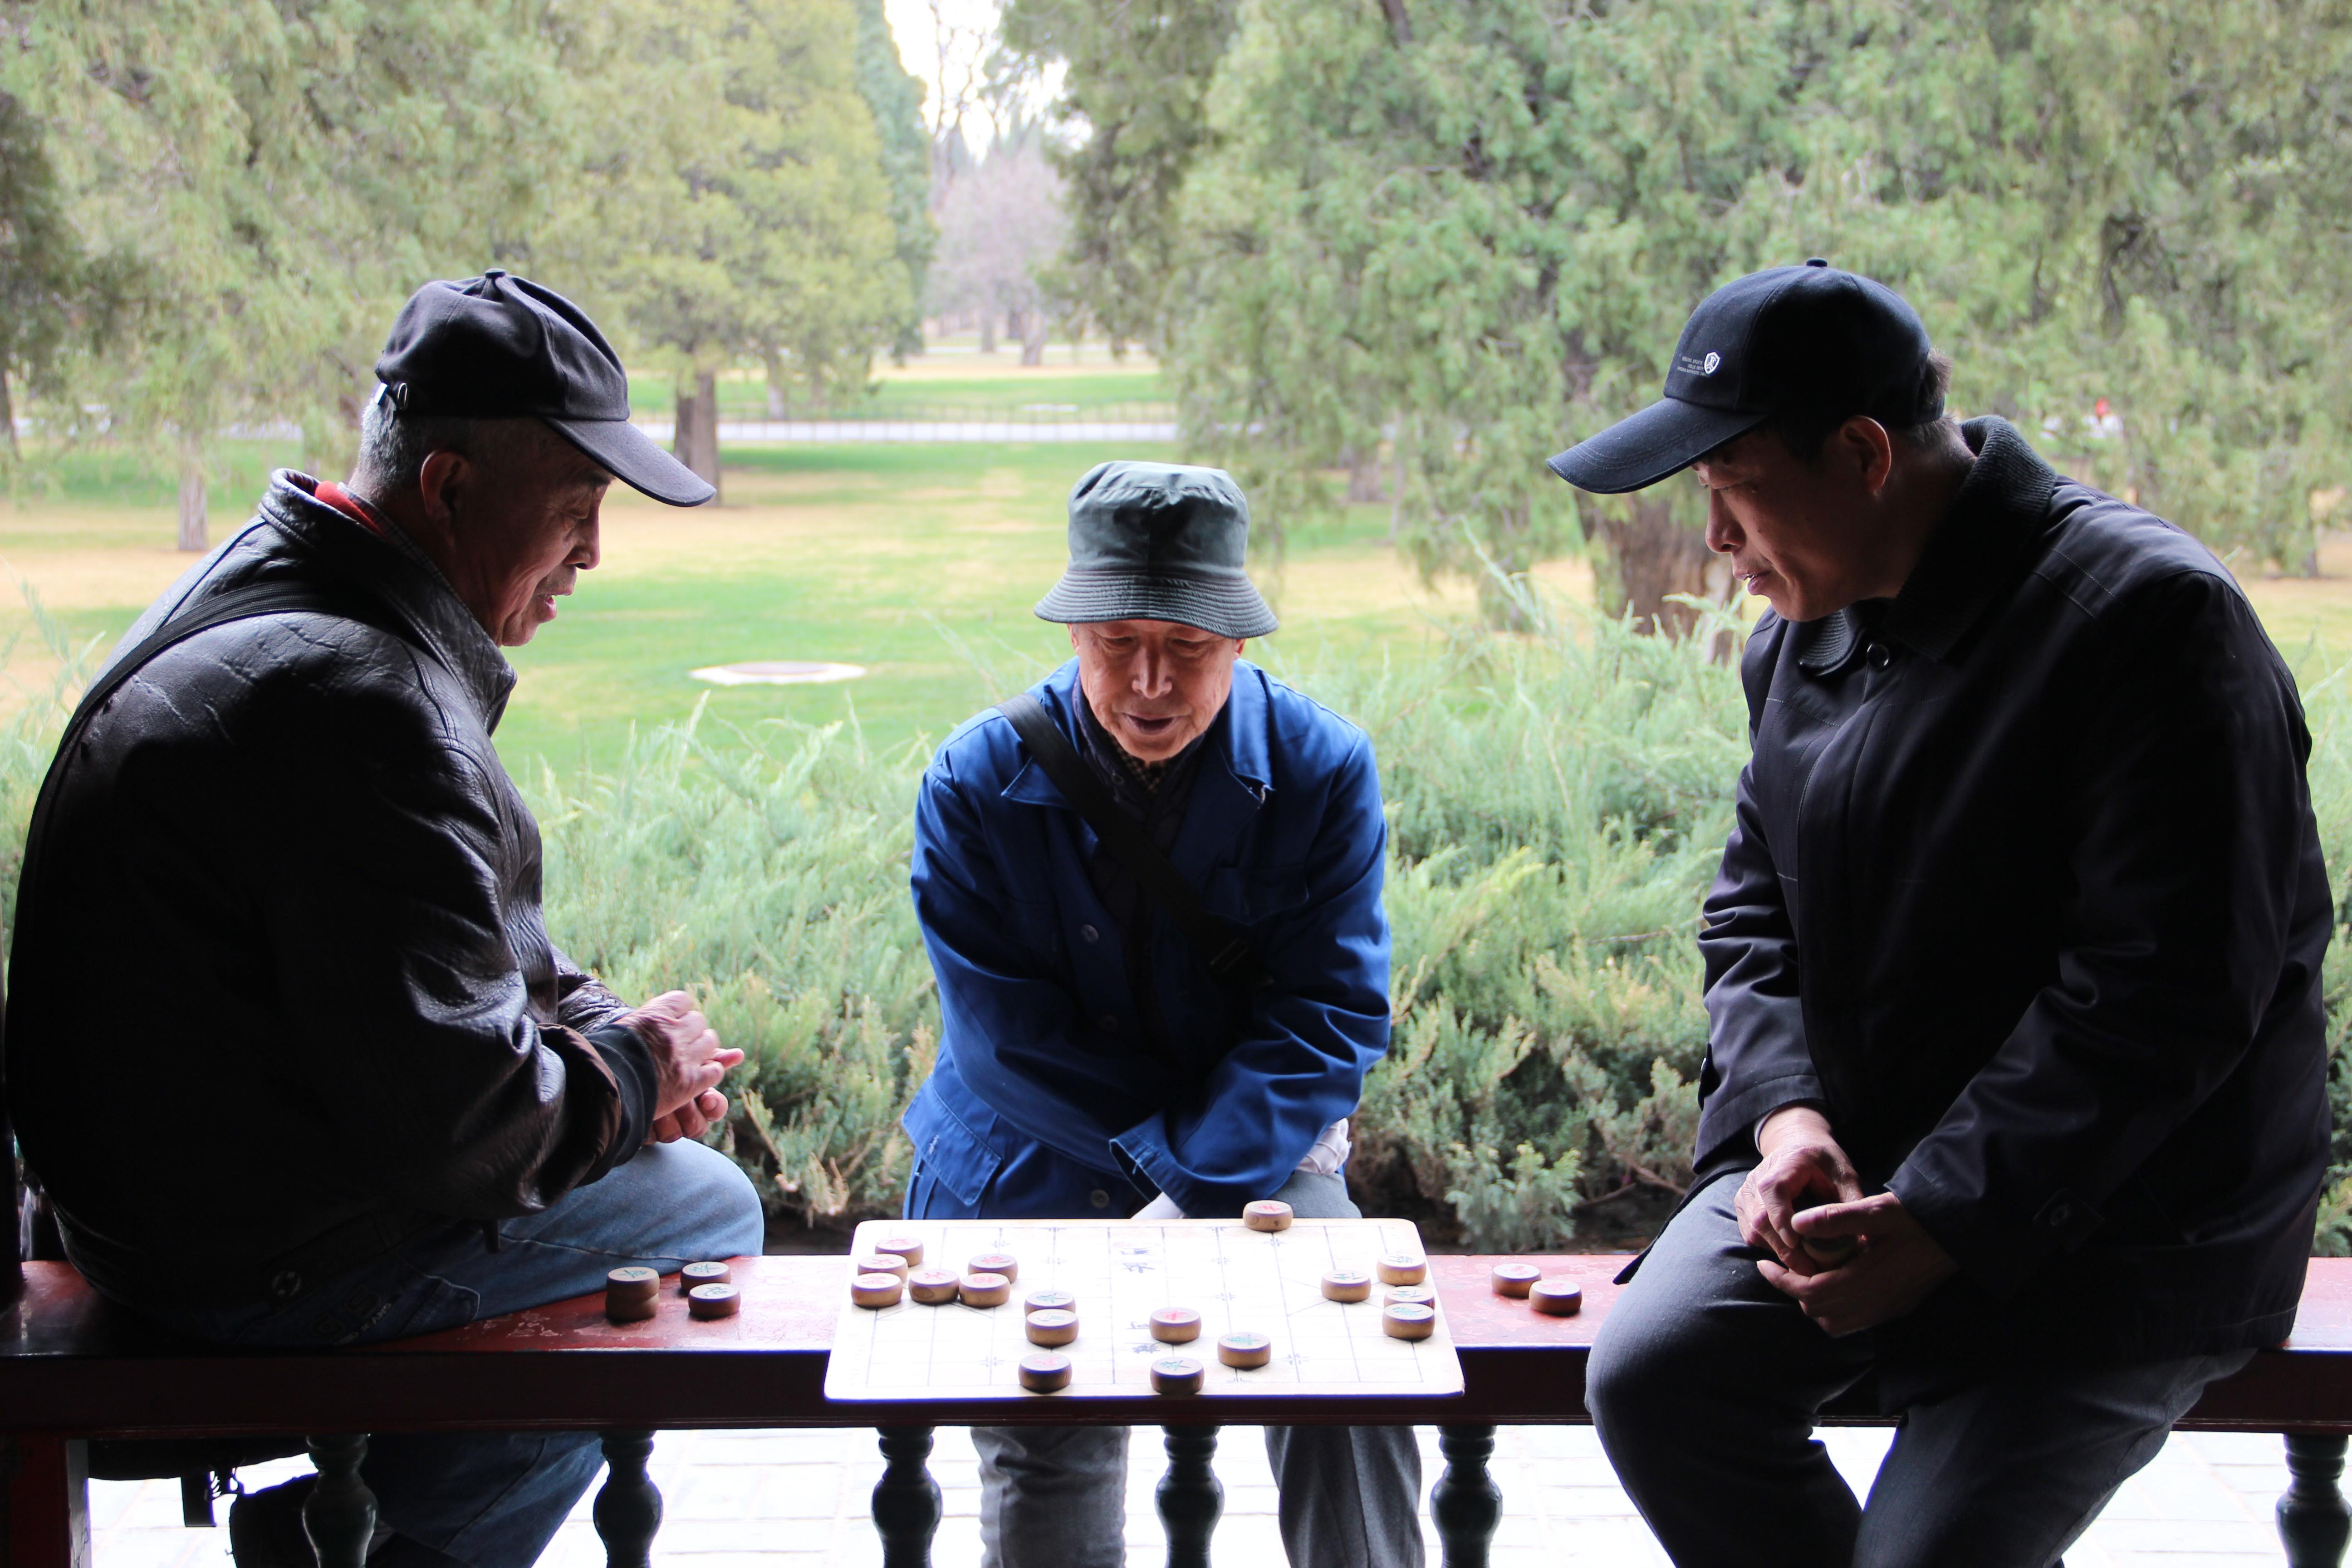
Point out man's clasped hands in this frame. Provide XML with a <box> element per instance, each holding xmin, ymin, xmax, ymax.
<box><xmin>617</xmin><ymin>990</ymin><xmax>745</xmax><ymax>1146</ymax></box>
<box><xmin>1737</xmin><ymin>1104</ymin><xmax>1960</xmax><ymax>1338</ymax></box>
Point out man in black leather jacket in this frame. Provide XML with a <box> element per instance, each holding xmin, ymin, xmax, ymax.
<box><xmin>1550</xmin><ymin>263</ymin><xmax>2329</xmax><ymax>1566</ymax></box>
<box><xmin>6</xmin><ymin>273</ymin><xmax>764</xmax><ymax>1568</ymax></box>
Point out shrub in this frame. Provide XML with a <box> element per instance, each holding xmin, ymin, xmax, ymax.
<box><xmin>3</xmin><ymin>588</ymin><xmax>2348</xmax><ymax>1253</ymax></box>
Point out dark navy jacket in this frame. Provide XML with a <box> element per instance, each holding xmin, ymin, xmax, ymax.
<box><xmin>1698</xmin><ymin>418</ymin><xmax>2331</xmax><ymax>1372</ymax></box>
<box><xmin>903</xmin><ymin>659</ymin><xmax>1390</xmax><ymax>1220</ymax></box>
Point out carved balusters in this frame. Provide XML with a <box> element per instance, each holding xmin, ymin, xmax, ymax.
<box><xmin>301</xmin><ymin>1434</ymin><xmax>376</xmax><ymax>1568</ymax></box>
<box><xmin>593</xmin><ymin>1431</ymin><xmax>662</xmax><ymax>1568</ymax></box>
<box><xmin>872</xmin><ymin>1426</ymin><xmax>942</xmax><ymax>1568</ymax></box>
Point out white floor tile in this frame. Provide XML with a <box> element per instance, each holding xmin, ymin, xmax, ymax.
<box><xmin>89</xmin><ymin>1426</ymin><xmax>2302</xmax><ymax>1568</ymax></box>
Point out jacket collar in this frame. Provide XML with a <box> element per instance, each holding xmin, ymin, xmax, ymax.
<box><xmin>259</xmin><ymin>471</ymin><xmax>520</xmax><ymax>727</ymax></box>
<box><xmin>1003</xmin><ymin>659</ymin><xmax>1274</xmax><ymax>860</ymax></box>
<box><xmin>1793</xmin><ymin>417</ymin><xmax>2058</xmax><ymax>673</ymax></box>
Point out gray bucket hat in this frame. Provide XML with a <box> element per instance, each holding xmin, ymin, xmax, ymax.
<box><xmin>1033</xmin><ymin>460</ymin><xmax>1279</xmax><ymax>638</ymax></box>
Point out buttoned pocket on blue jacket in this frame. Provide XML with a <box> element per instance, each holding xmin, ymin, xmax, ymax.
<box><xmin>902</xmin><ymin>1084</ymin><xmax>1004</xmax><ymax>1215</ymax></box>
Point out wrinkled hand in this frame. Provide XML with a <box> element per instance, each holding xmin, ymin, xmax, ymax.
<box><xmin>1736</xmin><ymin>1105</ymin><xmax>1865</xmax><ymax>1274</ymax></box>
<box><xmin>1758</xmin><ymin>1192</ymin><xmax>1959</xmax><ymax>1337</ymax></box>
<box><xmin>646</xmin><ymin>1089</ymin><xmax>730</xmax><ymax>1145</ymax></box>
<box><xmin>618</xmin><ymin>990</ymin><xmax>744</xmax><ymax>1144</ymax></box>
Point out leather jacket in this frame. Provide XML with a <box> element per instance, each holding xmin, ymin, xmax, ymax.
<box><xmin>1696</xmin><ymin>419</ymin><xmax>2330</xmax><ymax>1380</ymax></box>
<box><xmin>5</xmin><ymin>472</ymin><xmax>656</xmax><ymax>1308</ymax></box>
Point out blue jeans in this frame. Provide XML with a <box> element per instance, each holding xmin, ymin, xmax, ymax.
<box><xmin>937</xmin><ymin>1169</ymin><xmax>1426</xmax><ymax>1568</ymax></box>
<box><xmin>136</xmin><ymin>1140</ymin><xmax>764</xmax><ymax>1568</ymax></box>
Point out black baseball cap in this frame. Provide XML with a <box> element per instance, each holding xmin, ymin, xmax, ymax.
<box><xmin>374</xmin><ymin>270</ymin><xmax>714</xmax><ymax>506</ymax></box>
<box><xmin>1547</xmin><ymin>260</ymin><xmax>1940</xmax><ymax>495</ymax></box>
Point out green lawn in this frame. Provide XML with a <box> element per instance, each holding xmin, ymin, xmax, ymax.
<box><xmin>493</xmin><ymin>442</ymin><xmax>1463</xmax><ymax>774</ymax></box>
<box><xmin>627</xmin><ymin>369</ymin><xmax>1169</xmax><ymax>419</ymax></box>
<box><xmin>0</xmin><ymin>440</ymin><xmax>1489</xmax><ymax>780</ymax></box>
<box><xmin>10</xmin><ymin>435</ymin><xmax>2351</xmax><ymax>788</ymax></box>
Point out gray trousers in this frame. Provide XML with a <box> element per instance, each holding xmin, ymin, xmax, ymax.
<box><xmin>973</xmin><ymin>1171</ymin><xmax>1425</xmax><ymax>1568</ymax></box>
<box><xmin>1586</xmin><ymin>1171</ymin><xmax>2253</xmax><ymax>1568</ymax></box>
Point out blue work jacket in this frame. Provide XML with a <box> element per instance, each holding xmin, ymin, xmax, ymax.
<box><xmin>903</xmin><ymin>658</ymin><xmax>1391</xmax><ymax>1221</ymax></box>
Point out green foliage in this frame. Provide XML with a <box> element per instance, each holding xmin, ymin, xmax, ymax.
<box><xmin>527</xmin><ymin>703</ymin><xmax>937</xmax><ymax>1228</ymax></box>
<box><xmin>0</xmin><ymin>88</ymin><xmax>134</xmax><ymax>467</ymax></box>
<box><xmin>1320</xmin><ymin>598</ymin><xmax>1744</xmax><ymax>1238</ymax></box>
<box><xmin>554</xmin><ymin>0</ymin><xmax>912</xmax><ymax>407</ymax></box>
<box><xmin>0</xmin><ymin>1</ymin><xmax>589</xmax><ymax>495</ymax></box>
<box><xmin>511</xmin><ymin>598</ymin><xmax>1750</xmax><ymax>1240</ymax></box>
<box><xmin>2</xmin><ymin>587</ymin><xmax>2347</xmax><ymax>1250</ymax></box>
<box><xmin>851</xmin><ymin>0</ymin><xmax>936</xmax><ymax>359</ymax></box>
<box><xmin>0</xmin><ymin>1</ymin><xmax>923</xmax><ymax>531</ymax></box>
<box><xmin>996</xmin><ymin>0</ymin><xmax>1240</xmax><ymax>347</ymax></box>
<box><xmin>1013</xmin><ymin>0</ymin><xmax>2352</xmax><ymax>610</ymax></box>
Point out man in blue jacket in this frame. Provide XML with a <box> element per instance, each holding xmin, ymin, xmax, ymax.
<box><xmin>904</xmin><ymin>459</ymin><xmax>1421</xmax><ymax>1568</ymax></box>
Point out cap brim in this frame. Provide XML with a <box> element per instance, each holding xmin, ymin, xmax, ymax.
<box><xmin>1034</xmin><ymin>570</ymin><xmax>1278</xmax><ymax>639</ymax></box>
<box><xmin>545</xmin><ymin>416</ymin><xmax>716</xmax><ymax>506</ymax></box>
<box><xmin>1545</xmin><ymin>398</ymin><xmax>1768</xmax><ymax>495</ymax></box>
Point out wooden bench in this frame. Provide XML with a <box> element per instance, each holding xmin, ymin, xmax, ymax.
<box><xmin>4</xmin><ymin>1255</ymin><xmax>2347</xmax><ymax>1568</ymax></box>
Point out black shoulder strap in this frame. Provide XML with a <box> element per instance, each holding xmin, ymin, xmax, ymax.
<box><xmin>22</xmin><ymin>580</ymin><xmax>419</xmax><ymax>897</ymax></box>
<box><xmin>3</xmin><ymin>580</ymin><xmax>421</xmax><ymax>1261</ymax></box>
<box><xmin>997</xmin><ymin>692</ymin><xmax>1270</xmax><ymax>993</ymax></box>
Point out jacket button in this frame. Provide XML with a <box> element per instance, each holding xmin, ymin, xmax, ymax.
<box><xmin>1080</xmin><ymin>925</ymin><xmax>1100</xmax><ymax>943</ymax></box>
<box><xmin>1100</xmin><ymin>1014</ymin><xmax>1120</xmax><ymax>1033</ymax></box>
<box><xmin>1867</xmin><ymin>643</ymin><xmax>1892</xmax><ymax>670</ymax></box>
<box><xmin>1089</xmin><ymin>1189</ymin><xmax>1110</xmax><ymax>1209</ymax></box>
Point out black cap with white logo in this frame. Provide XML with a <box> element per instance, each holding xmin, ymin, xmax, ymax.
<box><xmin>1546</xmin><ymin>260</ymin><xmax>1940</xmax><ymax>495</ymax></box>
<box><xmin>374</xmin><ymin>270</ymin><xmax>714</xmax><ymax>507</ymax></box>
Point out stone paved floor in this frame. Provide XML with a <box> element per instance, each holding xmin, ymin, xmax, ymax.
<box><xmin>91</xmin><ymin>1426</ymin><xmax>2296</xmax><ymax>1567</ymax></box>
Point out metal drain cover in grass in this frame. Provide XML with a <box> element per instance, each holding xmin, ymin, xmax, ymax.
<box><xmin>690</xmin><ymin>661</ymin><xmax>867</xmax><ymax>687</ymax></box>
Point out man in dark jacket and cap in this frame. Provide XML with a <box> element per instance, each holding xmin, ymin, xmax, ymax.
<box><xmin>903</xmin><ymin>459</ymin><xmax>1422</xmax><ymax>1568</ymax></box>
<box><xmin>1553</xmin><ymin>261</ymin><xmax>2330</xmax><ymax>1566</ymax></box>
<box><xmin>6</xmin><ymin>272</ymin><xmax>764</xmax><ymax>1568</ymax></box>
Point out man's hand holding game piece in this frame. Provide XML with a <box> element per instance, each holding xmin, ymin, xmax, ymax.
<box><xmin>620</xmin><ymin>990</ymin><xmax>744</xmax><ymax>1143</ymax></box>
<box><xmin>1758</xmin><ymin>1192</ymin><xmax>1959</xmax><ymax>1337</ymax></box>
<box><xmin>1737</xmin><ymin>1105</ymin><xmax>1865</xmax><ymax>1275</ymax></box>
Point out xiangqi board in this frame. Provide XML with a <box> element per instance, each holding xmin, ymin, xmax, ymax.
<box><xmin>823</xmin><ymin>1218</ymin><xmax>1465</xmax><ymax>1403</ymax></box>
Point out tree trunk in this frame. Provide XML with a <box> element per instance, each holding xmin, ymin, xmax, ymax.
<box><xmin>673</xmin><ymin>371</ymin><xmax>722</xmax><ymax>503</ymax></box>
<box><xmin>0</xmin><ymin>368</ymin><xmax>17</xmax><ymax>460</ymax></box>
<box><xmin>1390</xmin><ymin>424</ymin><xmax>1409</xmax><ymax>544</ymax></box>
<box><xmin>978</xmin><ymin>311</ymin><xmax>997</xmax><ymax>354</ymax></box>
<box><xmin>176</xmin><ymin>454</ymin><xmax>207</xmax><ymax>553</ymax></box>
<box><xmin>1343</xmin><ymin>446</ymin><xmax>1387</xmax><ymax>504</ymax></box>
<box><xmin>1590</xmin><ymin>493</ymin><xmax>1729</xmax><ymax>648</ymax></box>
<box><xmin>1019</xmin><ymin>308</ymin><xmax>1051</xmax><ymax>367</ymax></box>
<box><xmin>763</xmin><ymin>351</ymin><xmax>788</xmax><ymax>419</ymax></box>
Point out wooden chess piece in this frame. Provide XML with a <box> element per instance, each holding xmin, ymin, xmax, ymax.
<box><xmin>1530</xmin><ymin>1278</ymin><xmax>1583</xmax><ymax>1316</ymax></box>
<box><xmin>1151</xmin><ymin>1307</ymin><xmax>1203</xmax><ymax>1343</ymax></box>
<box><xmin>1382</xmin><ymin>1303</ymin><xmax>1436</xmax><ymax>1341</ymax></box>
<box><xmin>907</xmin><ymin>1268</ymin><xmax>960</xmax><ymax>1304</ymax></box>
<box><xmin>1018</xmin><ymin>1353</ymin><xmax>1072</xmax><ymax>1393</ymax></box>
<box><xmin>1321</xmin><ymin>1270</ymin><xmax>1372</xmax><ymax>1303</ymax></box>
<box><xmin>605</xmin><ymin>1266</ymin><xmax>659</xmax><ymax>1323</ymax></box>
<box><xmin>851</xmin><ymin>1273</ymin><xmax>906</xmax><ymax>1308</ymax></box>
<box><xmin>1151</xmin><ymin>1356</ymin><xmax>1206</xmax><ymax>1396</ymax></box>
<box><xmin>959</xmin><ymin>1272</ymin><xmax>1011</xmax><ymax>1308</ymax></box>
<box><xmin>1026</xmin><ymin>1309</ymin><xmax>1079</xmax><ymax>1347</ymax></box>
<box><xmin>1490</xmin><ymin>1263</ymin><xmax>1540</xmax><ymax>1298</ymax></box>
<box><xmin>687</xmin><ymin>1283</ymin><xmax>741</xmax><ymax>1320</ymax></box>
